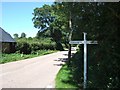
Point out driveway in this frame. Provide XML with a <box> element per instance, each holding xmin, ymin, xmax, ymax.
<box><xmin>0</xmin><ymin>50</ymin><xmax>76</xmax><ymax>89</ymax></box>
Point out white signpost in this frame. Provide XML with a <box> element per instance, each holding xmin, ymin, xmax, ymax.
<box><xmin>69</xmin><ymin>32</ymin><xmax>98</xmax><ymax>88</ymax></box>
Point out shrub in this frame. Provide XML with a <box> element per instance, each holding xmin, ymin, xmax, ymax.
<box><xmin>16</xmin><ymin>38</ymin><xmax>57</xmax><ymax>54</ymax></box>
<box><xmin>30</xmin><ymin>43</ymin><xmax>40</xmax><ymax>51</ymax></box>
<box><xmin>30</xmin><ymin>42</ymin><xmax>56</xmax><ymax>51</ymax></box>
<box><xmin>16</xmin><ymin>42</ymin><xmax>31</xmax><ymax>54</ymax></box>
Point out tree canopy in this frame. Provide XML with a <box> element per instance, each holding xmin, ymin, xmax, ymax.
<box><xmin>13</xmin><ymin>33</ymin><xmax>19</xmax><ymax>39</ymax></box>
<box><xmin>21</xmin><ymin>32</ymin><xmax>26</xmax><ymax>38</ymax></box>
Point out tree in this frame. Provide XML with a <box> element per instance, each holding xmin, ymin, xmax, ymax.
<box><xmin>32</xmin><ymin>5</ymin><xmax>55</xmax><ymax>30</ymax></box>
<box><xmin>36</xmin><ymin>30</ymin><xmax>51</xmax><ymax>39</ymax></box>
<box><xmin>52</xmin><ymin>2</ymin><xmax>120</xmax><ymax>88</ymax></box>
<box><xmin>13</xmin><ymin>33</ymin><xmax>19</xmax><ymax>39</ymax></box>
<box><xmin>32</xmin><ymin>4</ymin><xmax>64</xmax><ymax>50</ymax></box>
<box><xmin>21</xmin><ymin>32</ymin><xmax>26</xmax><ymax>38</ymax></box>
<box><xmin>60</xmin><ymin>2</ymin><xmax>120</xmax><ymax>88</ymax></box>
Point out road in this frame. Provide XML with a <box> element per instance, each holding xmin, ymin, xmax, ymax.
<box><xmin>0</xmin><ymin>50</ymin><xmax>76</xmax><ymax>89</ymax></box>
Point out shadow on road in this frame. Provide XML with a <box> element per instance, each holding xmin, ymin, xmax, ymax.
<box><xmin>53</xmin><ymin>63</ymin><xmax>63</xmax><ymax>66</ymax></box>
<box><xmin>54</xmin><ymin>58</ymin><xmax>68</xmax><ymax>62</ymax></box>
<box><xmin>53</xmin><ymin>51</ymin><xmax>76</xmax><ymax>67</ymax></box>
<box><xmin>63</xmin><ymin>53</ymin><xmax>75</xmax><ymax>56</ymax></box>
<box><xmin>53</xmin><ymin>58</ymin><xmax>68</xmax><ymax>66</ymax></box>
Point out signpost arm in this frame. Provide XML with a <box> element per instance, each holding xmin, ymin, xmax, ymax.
<box><xmin>83</xmin><ymin>32</ymin><xmax>87</xmax><ymax>88</ymax></box>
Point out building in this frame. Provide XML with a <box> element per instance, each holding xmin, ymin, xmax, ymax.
<box><xmin>0</xmin><ymin>27</ymin><xmax>16</xmax><ymax>53</ymax></box>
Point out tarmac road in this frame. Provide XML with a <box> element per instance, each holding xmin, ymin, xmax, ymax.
<box><xmin>0</xmin><ymin>50</ymin><xmax>76</xmax><ymax>89</ymax></box>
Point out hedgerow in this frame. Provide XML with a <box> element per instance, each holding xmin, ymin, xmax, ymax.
<box><xmin>15</xmin><ymin>38</ymin><xmax>56</xmax><ymax>54</ymax></box>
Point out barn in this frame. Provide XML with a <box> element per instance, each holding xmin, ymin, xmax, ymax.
<box><xmin>0</xmin><ymin>27</ymin><xmax>16</xmax><ymax>53</ymax></box>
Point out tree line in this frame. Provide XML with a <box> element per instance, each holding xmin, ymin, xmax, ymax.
<box><xmin>13</xmin><ymin>32</ymin><xmax>57</xmax><ymax>54</ymax></box>
<box><xmin>13</xmin><ymin>32</ymin><xmax>26</xmax><ymax>39</ymax></box>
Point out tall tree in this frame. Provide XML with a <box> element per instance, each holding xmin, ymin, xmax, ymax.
<box><xmin>32</xmin><ymin>4</ymin><xmax>64</xmax><ymax>50</ymax></box>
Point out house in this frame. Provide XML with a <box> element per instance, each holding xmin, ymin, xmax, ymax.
<box><xmin>0</xmin><ymin>27</ymin><xmax>16</xmax><ymax>53</ymax></box>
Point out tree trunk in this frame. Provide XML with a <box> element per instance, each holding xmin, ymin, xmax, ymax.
<box><xmin>56</xmin><ymin>42</ymin><xmax>64</xmax><ymax>51</ymax></box>
<box><xmin>68</xmin><ymin>11</ymin><xmax>72</xmax><ymax>66</ymax></box>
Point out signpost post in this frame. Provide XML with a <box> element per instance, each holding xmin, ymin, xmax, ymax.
<box><xmin>69</xmin><ymin>32</ymin><xmax>98</xmax><ymax>88</ymax></box>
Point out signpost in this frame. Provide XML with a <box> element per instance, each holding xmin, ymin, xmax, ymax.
<box><xmin>69</xmin><ymin>32</ymin><xmax>98</xmax><ymax>88</ymax></box>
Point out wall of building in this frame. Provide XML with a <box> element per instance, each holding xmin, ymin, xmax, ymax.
<box><xmin>2</xmin><ymin>42</ymin><xmax>16</xmax><ymax>53</ymax></box>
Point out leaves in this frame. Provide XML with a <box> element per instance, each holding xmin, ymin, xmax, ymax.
<box><xmin>32</xmin><ymin>5</ymin><xmax>55</xmax><ymax>31</ymax></box>
<box><xmin>54</xmin><ymin>2</ymin><xmax>120</xmax><ymax>88</ymax></box>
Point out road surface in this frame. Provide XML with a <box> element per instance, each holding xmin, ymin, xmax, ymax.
<box><xmin>0</xmin><ymin>50</ymin><xmax>76</xmax><ymax>89</ymax></box>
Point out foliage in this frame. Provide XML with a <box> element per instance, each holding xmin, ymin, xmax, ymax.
<box><xmin>32</xmin><ymin>4</ymin><xmax>67</xmax><ymax>50</ymax></box>
<box><xmin>36</xmin><ymin>30</ymin><xmax>51</xmax><ymax>39</ymax></box>
<box><xmin>20</xmin><ymin>32</ymin><xmax>26</xmax><ymax>38</ymax></box>
<box><xmin>13</xmin><ymin>33</ymin><xmax>19</xmax><ymax>39</ymax></box>
<box><xmin>16</xmin><ymin>41</ymin><xmax>31</xmax><ymax>54</ymax></box>
<box><xmin>30</xmin><ymin>42</ymin><xmax>56</xmax><ymax>51</ymax></box>
<box><xmin>55</xmin><ymin>2</ymin><xmax>120</xmax><ymax>88</ymax></box>
<box><xmin>16</xmin><ymin>37</ymin><xmax>56</xmax><ymax>54</ymax></box>
<box><xmin>32</xmin><ymin>5</ymin><xmax>54</xmax><ymax>30</ymax></box>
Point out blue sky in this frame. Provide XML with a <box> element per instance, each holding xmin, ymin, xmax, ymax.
<box><xmin>1</xmin><ymin>2</ymin><xmax>53</xmax><ymax>37</ymax></box>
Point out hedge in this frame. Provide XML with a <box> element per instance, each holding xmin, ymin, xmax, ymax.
<box><xmin>16</xmin><ymin>41</ymin><xmax>56</xmax><ymax>54</ymax></box>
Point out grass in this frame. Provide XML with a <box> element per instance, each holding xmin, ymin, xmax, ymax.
<box><xmin>55</xmin><ymin>51</ymin><xmax>83</xmax><ymax>90</ymax></box>
<box><xmin>55</xmin><ymin>64</ymin><xmax>79</xmax><ymax>89</ymax></box>
<box><xmin>0</xmin><ymin>50</ymin><xmax>57</xmax><ymax>64</ymax></box>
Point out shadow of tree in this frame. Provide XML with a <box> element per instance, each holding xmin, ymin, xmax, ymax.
<box><xmin>53</xmin><ymin>58</ymin><xmax>68</xmax><ymax>66</ymax></box>
<box><xmin>53</xmin><ymin>63</ymin><xmax>64</xmax><ymax>66</ymax></box>
<box><xmin>63</xmin><ymin>53</ymin><xmax>75</xmax><ymax>57</ymax></box>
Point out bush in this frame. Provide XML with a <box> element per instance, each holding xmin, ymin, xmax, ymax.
<box><xmin>16</xmin><ymin>38</ymin><xmax>57</xmax><ymax>54</ymax></box>
<box><xmin>16</xmin><ymin>42</ymin><xmax>31</xmax><ymax>54</ymax></box>
<box><xmin>30</xmin><ymin>43</ymin><xmax>41</xmax><ymax>51</ymax></box>
<box><xmin>30</xmin><ymin>42</ymin><xmax>56</xmax><ymax>51</ymax></box>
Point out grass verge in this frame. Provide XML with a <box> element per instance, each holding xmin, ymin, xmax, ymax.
<box><xmin>55</xmin><ymin>51</ymin><xmax>83</xmax><ymax>89</ymax></box>
<box><xmin>0</xmin><ymin>50</ymin><xmax>57</xmax><ymax>64</ymax></box>
<box><xmin>55</xmin><ymin>64</ymin><xmax>79</xmax><ymax>89</ymax></box>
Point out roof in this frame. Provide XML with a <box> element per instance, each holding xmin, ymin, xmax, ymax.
<box><xmin>0</xmin><ymin>27</ymin><xmax>16</xmax><ymax>42</ymax></box>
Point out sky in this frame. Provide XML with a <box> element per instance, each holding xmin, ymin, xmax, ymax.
<box><xmin>1</xmin><ymin>2</ymin><xmax>53</xmax><ymax>38</ymax></box>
